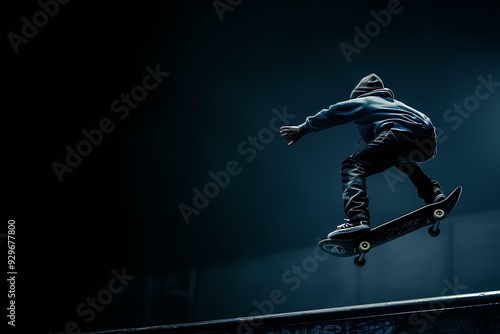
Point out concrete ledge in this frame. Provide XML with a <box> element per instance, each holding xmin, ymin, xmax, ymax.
<box><xmin>84</xmin><ymin>290</ymin><xmax>500</xmax><ymax>333</ymax></box>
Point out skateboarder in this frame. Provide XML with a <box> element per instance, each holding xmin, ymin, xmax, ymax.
<box><xmin>280</xmin><ymin>73</ymin><xmax>445</xmax><ymax>238</ymax></box>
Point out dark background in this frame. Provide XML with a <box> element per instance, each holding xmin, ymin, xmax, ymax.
<box><xmin>4</xmin><ymin>0</ymin><xmax>500</xmax><ymax>333</ymax></box>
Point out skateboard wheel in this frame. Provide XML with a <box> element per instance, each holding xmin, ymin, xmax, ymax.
<box><xmin>359</xmin><ymin>241</ymin><xmax>371</xmax><ymax>253</ymax></box>
<box><xmin>354</xmin><ymin>256</ymin><xmax>366</xmax><ymax>267</ymax></box>
<box><xmin>433</xmin><ymin>209</ymin><xmax>445</xmax><ymax>220</ymax></box>
<box><xmin>428</xmin><ymin>226</ymin><xmax>440</xmax><ymax>237</ymax></box>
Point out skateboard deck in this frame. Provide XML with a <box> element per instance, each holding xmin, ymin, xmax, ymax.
<box><xmin>318</xmin><ymin>186</ymin><xmax>462</xmax><ymax>267</ymax></box>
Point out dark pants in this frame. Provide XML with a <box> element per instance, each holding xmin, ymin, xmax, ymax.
<box><xmin>341</xmin><ymin>129</ymin><xmax>439</xmax><ymax>222</ymax></box>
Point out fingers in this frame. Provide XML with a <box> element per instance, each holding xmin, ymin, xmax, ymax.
<box><xmin>279</xmin><ymin>126</ymin><xmax>297</xmax><ymax>136</ymax></box>
<box><xmin>280</xmin><ymin>127</ymin><xmax>293</xmax><ymax>140</ymax></box>
<box><xmin>280</xmin><ymin>126</ymin><xmax>301</xmax><ymax>146</ymax></box>
<box><xmin>279</xmin><ymin>126</ymin><xmax>292</xmax><ymax>135</ymax></box>
<box><xmin>285</xmin><ymin>135</ymin><xmax>300</xmax><ymax>146</ymax></box>
<box><xmin>287</xmin><ymin>136</ymin><xmax>301</xmax><ymax>146</ymax></box>
<box><xmin>281</xmin><ymin>134</ymin><xmax>296</xmax><ymax>142</ymax></box>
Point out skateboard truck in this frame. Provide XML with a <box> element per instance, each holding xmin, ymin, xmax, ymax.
<box><xmin>354</xmin><ymin>241</ymin><xmax>371</xmax><ymax>267</ymax></box>
<box><xmin>428</xmin><ymin>208</ymin><xmax>445</xmax><ymax>237</ymax></box>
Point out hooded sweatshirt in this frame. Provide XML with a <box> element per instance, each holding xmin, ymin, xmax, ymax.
<box><xmin>298</xmin><ymin>74</ymin><xmax>435</xmax><ymax>143</ymax></box>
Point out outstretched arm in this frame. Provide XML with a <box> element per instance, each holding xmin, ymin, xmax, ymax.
<box><xmin>280</xmin><ymin>126</ymin><xmax>302</xmax><ymax>146</ymax></box>
<box><xmin>281</xmin><ymin>99</ymin><xmax>365</xmax><ymax>146</ymax></box>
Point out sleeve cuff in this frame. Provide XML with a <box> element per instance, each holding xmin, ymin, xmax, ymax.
<box><xmin>298</xmin><ymin>122</ymin><xmax>312</xmax><ymax>136</ymax></box>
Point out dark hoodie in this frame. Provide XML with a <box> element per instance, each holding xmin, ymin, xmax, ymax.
<box><xmin>298</xmin><ymin>74</ymin><xmax>435</xmax><ymax>143</ymax></box>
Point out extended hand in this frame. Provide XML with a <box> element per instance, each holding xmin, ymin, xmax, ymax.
<box><xmin>280</xmin><ymin>126</ymin><xmax>302</xmax><ymax>146</ymax></box>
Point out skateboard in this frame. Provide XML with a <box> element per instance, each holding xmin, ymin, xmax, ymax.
<box><xmin>318</xmin><ymin>186</ymin><xmax>462</xmax><ymax>267</ymax></box>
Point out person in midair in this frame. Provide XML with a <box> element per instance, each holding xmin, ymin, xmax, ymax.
<box><xmin>280</xmin><ymin>73</ymin><xmax>445</xmax><ymax>238</ymax></box>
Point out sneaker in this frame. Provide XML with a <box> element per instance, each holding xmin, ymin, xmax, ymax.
<box><xmin>431</xmin><ymin>193</ymin><xmax>446</xmax><ymax>204</ymax></box>
<box><xmin>327</xmin><ymin>219</ymin><xmax>370</xmax><ymax>238</ymax></box>
<box><xmin>425</xmin><ymin>184</ymin><xmax>446</xmax><ymax>204</ymax></box>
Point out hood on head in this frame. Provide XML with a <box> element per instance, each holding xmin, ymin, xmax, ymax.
<box><xmin>350</xmin><ymin>73</ymin><xmax>386</xmax><ymax>99</ymax></box>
